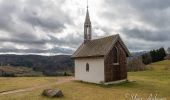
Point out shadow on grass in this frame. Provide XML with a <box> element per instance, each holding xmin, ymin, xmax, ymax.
<box><xmin>100</xmin><ymin>81</ymin><xmax>139</xmax><ymax>88</ymax></box>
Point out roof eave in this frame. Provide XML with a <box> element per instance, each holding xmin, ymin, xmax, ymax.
<box><xmin>72</xmin><ymin>55</ymin><xmax>104</xmax><ymax>59</ymax></box>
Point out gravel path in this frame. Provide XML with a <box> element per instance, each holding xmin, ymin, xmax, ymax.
<box><xmin>0</xmin><ymin>77</ymin><xmax>74</xmax><ymax>95</ymax></box>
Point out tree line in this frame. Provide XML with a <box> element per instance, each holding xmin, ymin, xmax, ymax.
<box><xmin>142</xmin><ymin>47</ymin><xmax>166</xmax><ymax>65</ymax></box>
<box><xmin>0</xmin><ymin>55</ymin><xmax>74</xmax><ymax>76</ymax></box>
<box><xmin>127</xmin><ymin>47</ymin><xmax>167</xmax><ymax>72</ymax></box>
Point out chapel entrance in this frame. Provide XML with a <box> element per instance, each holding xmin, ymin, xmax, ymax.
<box><xmin>113</xmin><ymin>65</ymin><xmax>121</xmax><ymax>81</ymax></box>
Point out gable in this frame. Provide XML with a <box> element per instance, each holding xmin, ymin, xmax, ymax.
<box><xmin>115</xmin><ymin>36</ymin><xmax>131</xmax><ymax>57</ymax></box>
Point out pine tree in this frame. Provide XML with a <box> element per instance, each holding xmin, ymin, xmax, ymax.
<box><xmin>150</xmin><ymin>48</ymin><xmax>166</xmax><ymax>62</ymax></box>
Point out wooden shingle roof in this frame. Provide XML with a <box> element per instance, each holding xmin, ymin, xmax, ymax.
<box><xmin>72</xmin><ymin>34</ymin><xmax>130</xmax><ymax>58</ymax></box>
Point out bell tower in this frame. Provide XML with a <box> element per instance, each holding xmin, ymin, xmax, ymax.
<box><xmin>84</xmin><ymin>3</ymin><xmax>92</xmax><ymax>43</ymax></box>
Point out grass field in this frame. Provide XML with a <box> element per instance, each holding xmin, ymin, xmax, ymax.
<box><xmin>0</xmin><ymin>77</ymin><xmax>58</xmax><ymax>92</ymax></box>
<box><xmin>0</xmin><ymin>60</ymin><xmax>169</xmax><ymax>100</ymax></box>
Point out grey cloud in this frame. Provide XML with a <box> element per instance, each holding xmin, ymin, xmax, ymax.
<box><xmin>0</xmin><ymin>47</ymin><xmax>73</xmax><ymax>54</ymax></box>
<box><xmin>0</xmin><ymin>37</ymin><xmax>46</xmax><ymax>45</ymax></box>
<box><xmin>101</xmin><ymin>0</ymin><xmax>170</xmax><ymax>51</ymax></box>
<box><xmin>129</xmin><ymin>0</ymin><xmax>170</xmax><ymax>10</ymax></box>
<box><xmin>20</xmin><ymin>0</ymin><xmax>71</xmax><ymax>33</ymax></box>
<box><xmin>122</xmin><ymin>28</ymin><xmax>170</xmax><ymax>42</ymax></box>
<box><xmin>22</xmin><ymin>14</ymin><xmax>65</xmax><ymax>33</ymax></box>
<box><xmin>0</xmin><ymin>0</ymin><xmax>170</xmax><ymax>54</ymax></box>
<box><xmin>103</xmin><ymin>0</ymin><xmax>170</xmax><ymax>28</ymax></box>
<box><xmin>0</xmin><ymin>0</ymin><xmax>38</xmax><ymax>41</ymax></box>
<box><xmin>0</xmin><ymin>0</ymin><xmax>75</xmax><ymax>54</ymax></box>
<box><xmin>47</xmin><ymin>34</ymin><xmax>83</xmax><ymax>48</ymax></box>
<box><xmin>128</xmin><ymin>0</ymin><xmax>170</xmax><ymax>28</ymax></box>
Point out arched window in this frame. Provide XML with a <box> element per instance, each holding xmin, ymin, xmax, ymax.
<box><xmin>86</xmin><ymin>63</ymin><xmax>89</xmax><ymax>72</ymax></box>
<box><xmin>113</xmin><ymin>46</ymin><xmax>119</xmax><ymax>64</ymax></box>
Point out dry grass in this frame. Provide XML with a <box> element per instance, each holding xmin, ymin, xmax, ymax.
<box><xmin>0</xmin><ymin>60</ymin><xmax>170</xmax><ymax>100</ymax></box>
<box><xmin>0</xmin><ymin>77</ymin><xmax>58</xmax><ymax>92</ymax></box>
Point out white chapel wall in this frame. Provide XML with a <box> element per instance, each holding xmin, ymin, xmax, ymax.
<box><xmin>75</xmin><ymin>57</ymin><xmax>105</xmax><ymax>83</ymax></box>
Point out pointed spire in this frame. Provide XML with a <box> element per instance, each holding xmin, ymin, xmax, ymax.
<box><xmin>85</xmin><ymin>7</ymin><xmax>91</xmax><ymax>24</ymax></box>
<box><xmin>85</xmin><ymin>0</ymin><xmax>91</xmax><ymax>24</ymax></box>
<box><xmin>84</xmin><ymin>0</ymin><xmax>92</xmax><ymax>43</ymax></box>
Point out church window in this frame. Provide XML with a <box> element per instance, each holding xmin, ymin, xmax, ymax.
<box><xmin>113</xmin><ymin>46</ymin><xmax>119</xmax><ymax>64</ymax></box>
<box><xmin>86</xmin><ymin>63</ymin><xmax>89</xmax><ymax>72</ymax></box>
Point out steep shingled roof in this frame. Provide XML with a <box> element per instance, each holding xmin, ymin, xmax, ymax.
<box><xmin>72</xmin><ymin>34</ymin><xmax>131</xmax><ymax>58</ymax></box>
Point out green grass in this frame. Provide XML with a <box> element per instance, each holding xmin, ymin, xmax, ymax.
<box><xmin>0</xmin><ymin>60</ymin><xmax>170</xmax><ymax>100</ymax></box>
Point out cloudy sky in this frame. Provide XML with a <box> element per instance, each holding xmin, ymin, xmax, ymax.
<box><xmin>0</xmin><ymin>0</ymin><xmax>170</xmax><ymax>55</ymax></box>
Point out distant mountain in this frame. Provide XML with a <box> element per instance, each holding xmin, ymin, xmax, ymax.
<box><xmin>128</xmin><ymin>51</ymin><xmax>149</xmax><ymax>62</ymax></box>
<box><xmin>131</xmin><ymin>51</ymin><xmax>149</xmax><ymax>57</ymax></box>
<box><xmin>0</xmin><ymin>54</ymin><xmax>74</xmax><ymax>76</ymax></box>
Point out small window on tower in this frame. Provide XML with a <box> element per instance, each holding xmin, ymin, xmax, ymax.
<box><xmin>86</xmin><ymin>63</ymin><xmax>89</xmax><ymax>72</ymax></box>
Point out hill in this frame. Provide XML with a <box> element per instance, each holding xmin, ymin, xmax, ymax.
<box><xmin>0</xmin><ymin>66</ymin><xmax>43</xmax><ymax>77</ymax></box>
<box><xmin>0</xmin><ymin>54</ymin><xmax>74</xmax><ymax>76</ymax></box>
<box><xmin>0</xmin><ymin>60</ymin><xmax>169</xmax><ymax>100</ymax></box>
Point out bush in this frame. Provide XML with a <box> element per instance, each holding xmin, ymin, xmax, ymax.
<box><xmin>2</xmin><ymin>72</ymin><xmax>15</xmax><ymax>77</ymax></box>
<box><xmin>63</xmin><ymin>72</ymin><xmax>72</xmax><ymax>76</ymax></box>
<box><xmin>127</xmin><ymin>57</ymin><xmax>146</xmax><ymax>72</ymax></box>
<box><xmin>142</xmin><ymin>53</ymin><xmax>152</xmax><ymax>65</ymax></box>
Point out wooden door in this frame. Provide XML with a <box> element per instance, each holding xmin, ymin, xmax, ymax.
<box><xmin>113</xmin><ymin>65</ymin><xmax>121</xmax><ymax>81</ymax></box>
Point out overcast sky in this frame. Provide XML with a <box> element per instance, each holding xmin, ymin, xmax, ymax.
<box><xmin>0</xmin><ymin>0</ymin><xmax>170</xmax><ymax>55</ymax></box>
